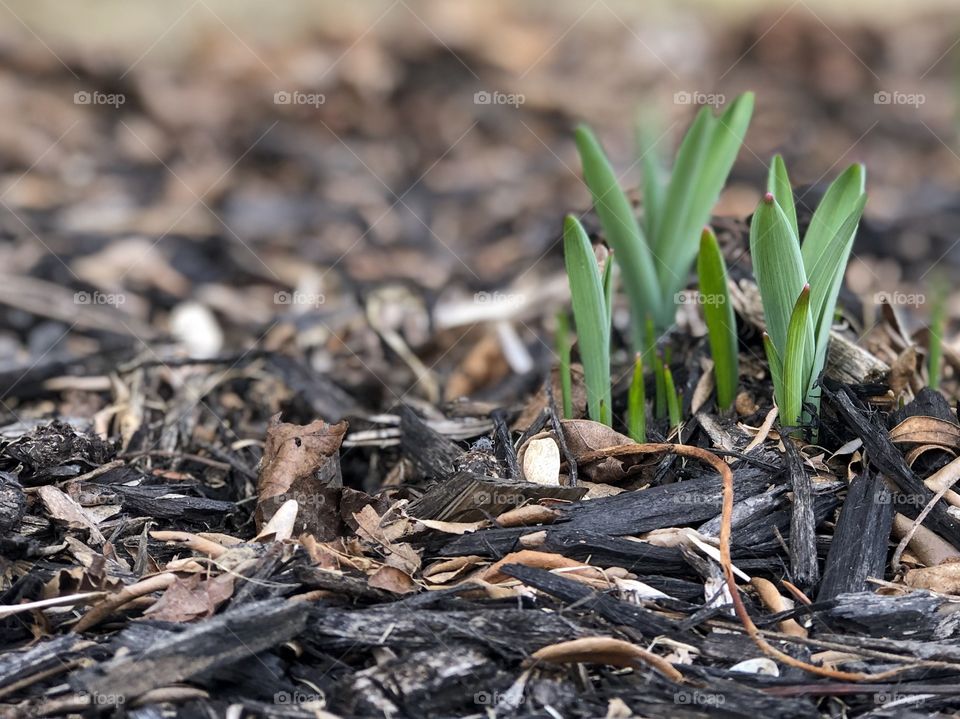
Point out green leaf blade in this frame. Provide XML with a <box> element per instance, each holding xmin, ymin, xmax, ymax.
<box><xmin>575</xmin><ymin>125</ymin><xmax>661</xmax><ymax>345</ymax></box>
<box><xmin>749</xmin><ymin>193</ymin><xmax>809</xmax><ymax>355</ymax></box>
<box><xmin>697</xmin><ymin>227</ymin><xmax>738</xmax><ymax>410</ymax></box>
<box><xmin>782</xmin><ymin>285</ymin><xmax>812</xmax><ymax>428</ymax></box>
<box><xmin>655</xmin><ymin>93</ymin><xmax>754</xmax><ymax>314</ymax></box>
<box><xmin>767</xmin><ymin>154</ymin><xmax>798</xmax><ymax>240</ymax></box>
<box><xmin>563</xmin><ymin>216</ymin><xmax>612</xmax><ymax>424</ymax></box>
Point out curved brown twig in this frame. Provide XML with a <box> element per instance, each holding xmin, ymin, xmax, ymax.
<box><xmin>579</xmin><ymin>442</ymin><xmax>915</xmax><ymax>681</ymax></box>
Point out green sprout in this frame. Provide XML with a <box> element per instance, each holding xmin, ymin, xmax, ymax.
<box><xmin>628</xmin><ymin>352</ymin><xmax>646</xmax><ymax>443</ymax></box>
<box><xmin>928</xmin><ymin>280</ymin><xmax>947</xmax><ymax>389</ymax></box>
<box><xmin>575</xmin><ymin>92</ymin><xmax>754</xmax><ymax>344</ymax></box>
<box><xmin>750</xmin><ymin>156</ymin><xmax>867</xmax><ymax>429</ymax></box>
<box><xmin>562</xmin><ymin>215</ymin><xmax>612</xmax><ymax>424</ymax></box>
<box><xmin>697</xmin><ymin>227</ymin><xmax>738</xmax><ymax>410</ymax></box>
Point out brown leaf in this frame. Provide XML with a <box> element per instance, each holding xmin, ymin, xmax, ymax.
<box><xmin>560</xmin><ymin>419</ymin><xmax>651</xmax><ymax>484</ymax></box>
<box><xmin>529</xmin><ymin>637</ymin><xmax>683</xmax><ymax>682</ymax></box>
<box><xmin>353</xmin><ymin>505</ymin><xmax>421</xmax><ymax>575</ymax></box>
<box><xmin>423</xmin><ymin>556</ymin><xmax>485</xmax><ymax>584</ymax></box>
<box><xmin>143</xmin><ymin>573</ymin><xmax>235</xmax><ymax>622</ymax></box>
<box><xmin>368</xmin><ymin>565</ymin><xmax>416</xmax><ymax>594</ymax></box>
<box><xmin>481</xmin><ymin>549</ymin><xmax>623</xmax><ymax>584</ymax></box>
<box><xmin>255</xmin><ymin>413</ymin><xmax>348</xmax><ymax>539</ymax></box>
<box><xmin>889</xmin><ymin>416</ymin><xmax>960</xmax><ymax>450</ymax></box>
<box><xmin>495</xmin><ymin>504</ymin><xmax>560</xmax><ymax>528</ymax></box>
<box><xmin>37</xmin><ymin>486</ymin><xmax>105</xmax><ymax>545</ymax></box>
<box><xmin>904</xmin><ymin>562</ymin><xmax>960</xmax><ymax>594</ymax></box>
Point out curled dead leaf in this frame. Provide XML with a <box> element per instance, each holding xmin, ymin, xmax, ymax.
<box><xmin>890</xmin><ymin>416</ymin><xmax>960</xmax><ymax>450</ymax></box>
<box><xmin>529</xmin><ymin>637</ymin><xmax>683</xmax><ymax>682</ymax></box>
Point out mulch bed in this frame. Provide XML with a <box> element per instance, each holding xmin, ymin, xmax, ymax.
<box><xmin>5</xmin><ymin>5</ymin><xmax>960</xmax><ymax>718</ymax></box>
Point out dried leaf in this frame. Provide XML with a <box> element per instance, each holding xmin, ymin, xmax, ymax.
<box><xmin>905</xmin><ymin>562</ymin><xmax>960</xmax><ymax>594</ymax></box>
<box><xmin>529</xmin><ymin>637</ymin><xmax>683</xmax><ymax>682</ymax></box>
<box><xmin>353</xmin><ymin>504</ymin><xmax>421</xmax><ymax>575</ymax></box>
<box><xmin>144</xmin><ymin>574</ymin><xmax>235</xmax><ymax>622</ymax></box>
<box><xmin>368</xmin><ymin>565</ymin><xmax>416</xmax><ymax>594</ymax></box>
<box><xmin>889</xmin><ymin>416</ymin><xmax>960</xmax><ymax>450</ymax></box>
<box><xmin>255</xmin><ymin>413</ymin><xmax>348</xmax><ymax>539</ymax></box>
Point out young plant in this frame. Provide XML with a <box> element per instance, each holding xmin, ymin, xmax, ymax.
<box><xmin>575</xmin><ymin>92</ymin><xmax>754</xmax><ymax>345</ymax></box>
<box><xmin>563</xmin><ymin>215</ymin><xmax>612</xmax><ymax>424</ymax></box>
<box><xmin>750</xmin><ymin>156</ymin><xmax>867</xmax><ymax>429</ymax></box>
<box><xmin>555</xmin><ymin>310</ymin><xmax>573</xmax><ymax>418</ymax></box>
<box><xmin>928</xmin><ymin>279</ymin><xmax>947</xmax><ymax>389</ymax></box>
<box><xmin>697</xmin><ymin>227</ymin><xmax>738</xmax><ymax>410</ymax></box>
<box><xmin>628</xmin><ymin>353</ymin><xmax>646</xmax><ymax>443</ymax></box>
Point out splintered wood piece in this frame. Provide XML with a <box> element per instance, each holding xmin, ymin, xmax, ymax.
<box><xmin>406</xmin><ymin>471</ymin><xmax>585</xmax><ymax>522</ymax></box>
<box><xmin>822</xmin><ymin>383</ymin><xmax>960</xmax><ymax>550</ymax></box>
<box><xmin>782</xmin><ymin>438</ymin><xmax>818</xmax><ymax>589</ymax></box>
<box><xmin>77</xmin><ymin>599</ymin><xmax>308</xmax><ymax>700</ymax></box>
<box><xmin>818</xmin><ymin>471</ymin><xmax>893</xmax><ymax>602</ymax></box>
<box><xmin>399</xmin><ymin>405</ymin><xmax>462</xmax><ymax>480</ymax></box>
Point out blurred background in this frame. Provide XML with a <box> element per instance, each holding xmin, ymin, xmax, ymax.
<box><xmin>1</xmin><ymin>0</ymin><xmax>958</xmax><ymax>416</ymax></box>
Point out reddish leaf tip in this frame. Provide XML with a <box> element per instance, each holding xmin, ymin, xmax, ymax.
<box><xmin>763</xmin><ymin>192</ymin><xmax>775</xmax><ymax>204</ymax></box>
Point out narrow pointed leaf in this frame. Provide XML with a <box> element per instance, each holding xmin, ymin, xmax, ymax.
<box><xmin>801</xmin><ymin>163</ymin><xmax>865</xmax><ymax>274</ymax></box>
<box><xmin>763</xmin><ymin>332</ymin><xmax>784</xmax><ymax>411</ymax></box>
<box><xmin>749</xmin><ymin>193</ymin><xmax>809</xmax><ymax>354</ymax></box>
<box><xmin>805</xmin><ymin>195</ymin><xmax>867</xmax><ymax>387</ymax></box>
<box><xmin>656</xmin><ymin>93</ymin><xmax>754</xmax><ymax>314</ymax></box>
<box><xmin>782</xmin><ymin>286</ymin><xmax>811</xmax><ymax>428</ymax></box>
<box><xmin>767</xmin><ymin>154</ymin><xmax>798</xmax><ymax>240</ymax></box>
<box><xmin>664</xmin><ymin>364</ymin><xmax>681</xmax><ymax>429</ymax></box>
<box><xmin>563</xmin><ymin>215</ymin><xmax>611</xmax><ymax>424</ymax></box>
<box><xmin>601</xmin><ymin>250</ymin><xmax>615</xmax><ymax>328</ymax></box>
<box><xmin>637</xmin><ymin>113</ymin><xmax>666</xmax><ymax>242</ymax></box>
<box><xmin>628</xmin><ymin>353</ymin><xmax>646</xmax><ymax>443</ymax></box>
<box><xmin>575</xmin><ymin>125</ymin><xmax>661</xmax><ymax>345</ymax></box>
<box><xmin>697</xmin><ymin>227</ymin><xmax>738</xmax><ymax>410</ymax></box>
